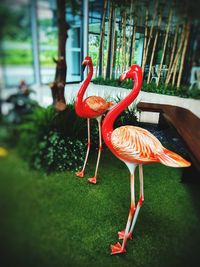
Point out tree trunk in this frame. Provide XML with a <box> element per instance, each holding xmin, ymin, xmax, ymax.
<box><xmin>177</xmin><ymin>22</ymin><xmax>190</xmax><ymax>88</ymax></box>
<box><xmin>96</xmin><ymin>0</ymin><xmax>107</xmax><ymax>77</ymax></box>
<box><xmin>122</xmin><ymin>10</ymin><xmax>127</xmax><ymax>71</ymax></box>
<box><xmin>142</xmin><ymin>0</ymin><xmax>158</xmax><ymax>73</ymax></box>
<box><xmin>49</xmin><ymin>0</ymin><xmax>69</xmax><ymax>111</ymax></box>
<box><xmin>105</xmin><ymin>1</ymin><xmax>114</xmax><ymax>79</ymax></box>
<box><xmin>165</xmin><ymin>25</ymin><xmax>185</xmax><ymax>85</ymax></box>
<box><xmin>141</xmin><ymin>6</ymin><xmax>149</xmax><ymax>73</ymax></box>
<box><xmin>156</xmin><ymin>9</ymin><xmax>173</xmax><ymax>85</ymax></box>
<box><xmin>147</xmin><ymin>14</ymin><xmax>162</xmax><ymax>84</ymax></box>
<box><xmin>165</xmin><ymin>23</ymin><xmax>179</xmax><ymax>84</ymax></box>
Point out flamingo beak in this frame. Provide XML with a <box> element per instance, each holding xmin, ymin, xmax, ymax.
<box><xmin>119</xmin><ymin>70</ymin><xmax>128</xmax><ymax>82</ymax></box>
<box><xmin>82</xmin><ymin>62</ymin><xmax>86</xmax><ymax>72</ymax></box>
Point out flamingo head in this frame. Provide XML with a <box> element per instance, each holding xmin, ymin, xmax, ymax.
<box><xmin>82</xmin><ymin>56</ymin><xmax>92</xmax><ymax>71</ymax></box>
<box><xmin>119</xmin><ymin>65</ymin><xmax>142</xmax><ymax>81</ymax></box>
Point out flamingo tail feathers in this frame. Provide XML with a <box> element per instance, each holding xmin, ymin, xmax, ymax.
<box><xmin>157</xmin><ymin>149</ymin><xmax>191</xmax><ymax>168</ymax></box>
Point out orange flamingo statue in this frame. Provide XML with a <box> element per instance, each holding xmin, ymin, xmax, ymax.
<box><xmin>102</xmin><ymin>65</ymin><xmax>191</xmax><ymax>255</ymax></box>
<box><xmin>75</xmin><ymin>56</ymin><xmax>113</xmax><ymax>184</ymax></box>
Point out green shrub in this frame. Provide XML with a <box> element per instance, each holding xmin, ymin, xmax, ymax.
<box><xmin>32</xmin><ymin>131</ymin><xmax>85</xmax><ymax>172</ymax></box>
<box><xmin>114</xmin><ymin>107</ymin><xmax>138</xmax><ymax>128</ymax></box>
<box><xmin>92</xmin><ymin>76</ymin><xmax>132</xmax><ymax>89</ymax></box>
<box><xmin>113</xmin><ymin>96</ymin><xmax>138</xmax><ymax>128</ymax></box>
<box><xmin>17</xmin><ymin>104</ymin><xmax>99</xmax><ymax>172</ymax></box>
<box><xmin>16</xmin><ymin>105</ymin><xmax>55</xmax><ymax>158</ymax></box>
<box><xmin>92</xmin><ymin>77</ymin><xmax>199</xmax><ymax>99</ymax></box>
<box><xmin>10</xmin><ymin>96</ymin><xmax>139</xmax><ymax>173</ymax></box>
<box><xmin>188</xmin><ymin>87</ymin><xmax>200</xmax><ymax>99</ymax></box>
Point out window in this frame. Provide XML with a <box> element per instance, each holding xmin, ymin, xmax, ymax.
<box><xmin>0</xmin><ymin>0</ymin><xmax>34</xmax><ymax>87</ymax></box>
<box><xmin>0</xmin><ymin>0</ymin><xmax>83</xmax><ymax>88</ymax></box>
<box><xmin>37</xmin><ymin>0</ymin><xmax>57</xmax><ymax>84</ymax></box>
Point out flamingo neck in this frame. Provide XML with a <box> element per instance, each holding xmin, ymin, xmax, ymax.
<box><xmin>102</xmin><ymin>71</ymin><xmax>142</xmax><ymax>145</ymax></box>
<box><xmin>75</xmin><ymin>63</ymin><xmax>93</xmax><ymax>113</ymax></box>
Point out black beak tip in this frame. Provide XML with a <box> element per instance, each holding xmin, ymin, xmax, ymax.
<box><xmin>82</xmin><ymin>65</ymin><xmax>86</xmax><ymax>72</ymax></box>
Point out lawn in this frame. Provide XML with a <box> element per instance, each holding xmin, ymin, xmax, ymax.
<box><xmin>0</xmin><ymin>148</ymin><xmax>200</xmax><ymax>267</ymax></box>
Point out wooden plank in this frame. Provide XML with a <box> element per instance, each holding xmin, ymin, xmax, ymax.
<box><xmin>137</xmin><ymin>102</ymin><xmax>200</xmax><ymax>171</ymax></box>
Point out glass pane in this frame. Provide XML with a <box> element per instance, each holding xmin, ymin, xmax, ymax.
<box><xmin>0</xmin><ymin>0</ymin><xmax>34</xmax><ymax>87</ymax></box>
<box><xmin>37</xmin><ymin>0</ymin><xmax>57</xmax><ymax>84</ymax></box>
<box><xmin>66</xmin><ymin>26</ymin><xmax>81</xmax><ymax>82</ymax></box>
<box><xmin>71</xmin><ymin>28</ymin><xmax>80</xmax><ymax>48</ymax></box>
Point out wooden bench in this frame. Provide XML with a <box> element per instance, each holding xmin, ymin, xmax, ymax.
<box><xmin>137</xmin><ymin>102</ymin><xmax>200</xmax><ymax>181</ymax></box>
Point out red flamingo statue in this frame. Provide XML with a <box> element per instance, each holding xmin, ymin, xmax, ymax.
<box><xmin>75</xmin><ymin>56</ymin><xmax>113</xmax><ymax>184</ymax></box>
<box><xmin>102</xmin><ymin>65</ymin><xmax>191</xmax><ymax>255</ymax></box>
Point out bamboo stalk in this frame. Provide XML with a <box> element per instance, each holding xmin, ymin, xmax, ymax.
<box><xmin>112</xmin><ymin>31</ymin><xmax>118</xmax><ymax>78</ymax></box>
<box><xmin>122</xmin><ymin>10</ymin><xmax>127</xmax><ymax>71</ymax></box>
<box><xmin>156</xmin><ymin>9</ymin><xmax>173</xmax><ymax>85</ymax></box>
<box><xmin>110</xmin><ymin>7</ymin><xmax>116</xmax><ymax>79</ymax></box>
<box><xmin>147</xmin><ymin>14</ymin><xmax>162</xmax><ymax>84</ymax></box>
<box><xmin>127</xmin><ymin>0</ymin><xmax>133</xmax><ymax>68</ymax></box>
<box><xmin>143</xmin><ymin>0</ymin><xmax>158</xmax><ymax>71</ymax></box>
<box><xmin>96</xmin><ymin>0</ymin><xmax>107</xmax><ymax>77</ymax></box>
<box><xmin>165</xmin><ymin>23</ymin><xmax>179</xmax><ymax>84</ymax></box>
<box><xmin>165</xmin><ymin>25</ymin><xmax>185</xmax><ymax>85</ymax></box>
<box><xmin>172</xmin><ymin>52</ymin><xmax>179</xmax><ymax>86</ymax></box>
<box><xmin>105</xmin><ymin>0</ymin><xmax>114</xmax><ymax>79</ymax></box>
<box><xmin>141</xmin><ymin>6</ymin><xmax>149</xmax><ymax>73</ymax></box>
<box><xmin>129</xmin><ymin>0</ymin><xmax>137</xmax><ymax>65</ymax></box>
<box><xmin>116</xmin><ymin>22</ymin><xmax>122</xmax><ymax>77</ymax></box>
<box><xmin>177</xmin><ymin>22</ymin><xmax>190</xmax><ymax>88</ymax></box>
<box><xmin>131</xmin><ymin>15</ymin><xmax>137</xmax><ymax>65</ymax></box>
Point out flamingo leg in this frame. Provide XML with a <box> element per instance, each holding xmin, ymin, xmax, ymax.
<box><xmin>111</xmin><ymin>165</ymin><xmax>136</xmax><ymax>255</ymax></box>
<box><xmin>76</xmin><ymin>118</ymin><xmax>91</xmax><ymax>178</ymax></box>
<box><xmin>129</xmin><ymin>164</ymin><xmax>144</xmax><ymax>237</ymax></box>
<box><xmin>118</xmin><ymin>164</ymin><xmax>144</xmax><ymax>240</ymax></box>
<box><xmin>88</xmin><ymin>116</ymin><xmax>102</xmax><ymax>184</ymax></box>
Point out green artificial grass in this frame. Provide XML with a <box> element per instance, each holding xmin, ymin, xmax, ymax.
<box><xmin>0</xmin><ymin>149</ymin><xmax>200</xmax><ymax>267</ymax></box>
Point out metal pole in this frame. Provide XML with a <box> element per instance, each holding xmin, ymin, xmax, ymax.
<box><xmin>83</xmin><ymin>0</ymin><xmax>89</xmax><ymax>80</ymax></box>
<box><xmin>30</xmin><ymin>0</ymin><xmax>42</xmax><ymax>102</ymax></box>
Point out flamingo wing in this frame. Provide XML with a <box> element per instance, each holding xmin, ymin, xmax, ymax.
<box><xmin>111</xmin><ymin>126</ymin><xmax>164</xmax><ymax>163</ymax></box>
<box><xmin>111</xmin><ymin>126</ymin><xmax>190</xmax><ymax>167</ymax></box>
<box><xmin>85</xmin><ymin>96</ymin><xmax>112</xmax><ymax>114</ymax></box>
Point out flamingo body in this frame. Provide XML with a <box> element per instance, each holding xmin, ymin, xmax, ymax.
<box><xmin>110</xmin><ymin>125</ymin><xmax>190</xmax><ymax>167</ymax></box>
<box><xmin>76</xmin><ymin>95</ymin><xmax>112</xmax><ymax>119</ymax></box>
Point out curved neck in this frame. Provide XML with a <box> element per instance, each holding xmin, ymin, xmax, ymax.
<box><xmin>76</xmin><ymin>63</ymin><xmax>93</xmax><ymax>104</ymax></box>
<box><xmin>102</xmin><ymin>70</ymin><xmax>142</xmax><ymax>143</ymax></box>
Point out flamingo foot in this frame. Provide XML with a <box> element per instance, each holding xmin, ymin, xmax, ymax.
<box><xmin>76</xmin><ymin>171</ymin><xmax>84</xmax><ymax>178</ymax></box>
<box><xmin>118</xmin><ymin>230</ymin><xmax>132</xmax><ymax>240</ymax></box>
<box><xmin>88</xmin><ymin>177</ymin><xmax>97</xmax><ymax>184</ymax></box>
<box><xmin>110</xmin><ymin>242</ymin><xmax>126</xmax><ymax>255</ymax></box>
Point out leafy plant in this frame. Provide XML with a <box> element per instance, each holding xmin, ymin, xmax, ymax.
<box><xmin>92</xmin><ymin>76</ymin><xmax>132</xmax><ymax>89</ymax></box>
<box><xmin>112</xmin><ymin>96</ymin><xmax>138</xmax><ymax>128</ymax></box>
<box><xmin>92</xmin><ymin>77</ymin><xmax>199</xmax><ymax>99</ymax></box>
<box><xmin>114</xmin><ymin>106</ymin><xmax>138</xmax><ymax>128</ymax></box>
<box><xmin>16</xmin><ymin>104</ymin><xmax>99</xmax><ymax>172</ymax></box>
<box><xmin>189</xmin><ymin>86</ymin><xmax>200</xmax><ymax>99</ymax></box>
<box><xmin>32</xmin><ymin>131</ymin><xmax>85</xmax><ymax>172</ymax></box>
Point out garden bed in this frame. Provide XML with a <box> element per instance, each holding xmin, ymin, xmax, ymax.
<box><xmin>2</xmin><ymin>83</ymin><xmax>200</xmax><ymax>123</ymax></box>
